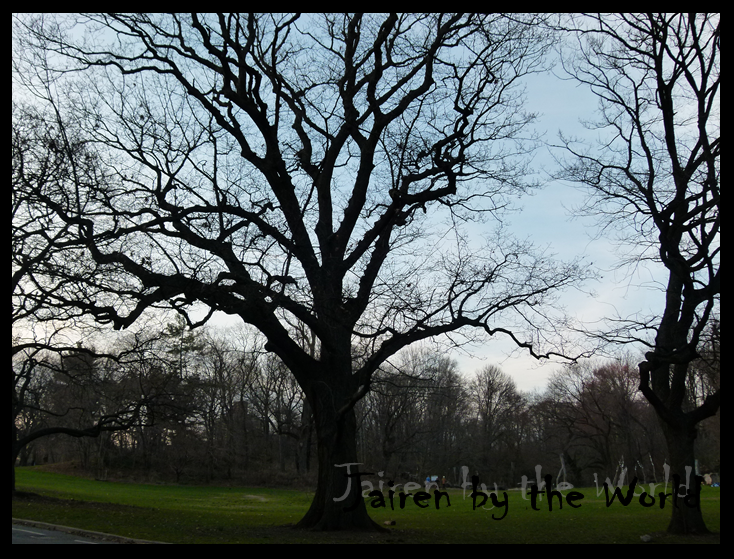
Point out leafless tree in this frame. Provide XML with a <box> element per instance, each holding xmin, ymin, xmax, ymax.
<box><xmin>555</xmin><ymin>14</ymin><xmax>719</xmax><ymax>533</ymax></box>
<box><xmin>11</xmin><ymin>335</ymin><xmax>178</xmax><ymax>494</ymax></box>
<box><xmin>358</xmin><ymin>346</ymin><xmax>466</xmax><ymax>480</ymax></box>
<box><xmin>12</xmin><ymin>100</ymin><xmax>172</xmax><ymax>493</ymax></box>
<box><xmin>543</xmin><ymin>360</ymin><xmax>664</xmax><ymax>482</ymax></box>
<box><xmin>467</xmin><ymin>365</ymin><xmax>525</xmax><ymax>481</ymax></box>
<box><xmin>14</xmin><ymin>14</ymin><xmax>588</xmax><ymax>529</ymax></box>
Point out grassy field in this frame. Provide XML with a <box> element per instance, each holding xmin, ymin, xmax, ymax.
<box><xmin>12</xmin><ymin>467</ymin><xmax>720</xmax><ymax>544</ymax></box>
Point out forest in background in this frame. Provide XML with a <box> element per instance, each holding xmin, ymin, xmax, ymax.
<box><xmin>14</xmin><ymin>317</ymin><xmax>719</xmax><ymax>490</ymax></box>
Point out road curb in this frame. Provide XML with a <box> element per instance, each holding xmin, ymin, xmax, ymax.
<box><xmin>12</xmin><ymin>518</ymin><xmax>169</xmax><ymax>544</ymax></box>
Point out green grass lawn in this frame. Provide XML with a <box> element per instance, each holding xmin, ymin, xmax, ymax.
<box><xmin>12</xmin><ymin>467</ymin><xmax>720</xmax><ymax>544</ymax></box>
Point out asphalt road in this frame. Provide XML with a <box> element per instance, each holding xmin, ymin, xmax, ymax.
<box><xmin>12</xmin><ymin>520</ymin><xmax>166</xmax><ymax>544</ymax></box>
<box><xmin>12</xmin><ymin>524</ymin><xmax>115</xmax><ymax>544</ymax></box>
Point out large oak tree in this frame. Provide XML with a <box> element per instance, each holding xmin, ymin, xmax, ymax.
<box><xmin>14</xmin><ymin>13</ymin><xmax>586</xmax><ymax>530</ymax></box>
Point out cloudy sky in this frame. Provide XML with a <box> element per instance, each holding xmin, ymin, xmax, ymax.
<box><xmin>199</xmin><ymin>62</ymin><xmax>666</xmax><ymax>393</ymax></box>
<box><xmin>438</xmin><ymin>65</ymin><xmax>668</xmax><ymax>392</ymax></box>
<box><xmin>14</xmin><ymin>16</ymin><xmax>675</xmax><ymax>394</ymax></box>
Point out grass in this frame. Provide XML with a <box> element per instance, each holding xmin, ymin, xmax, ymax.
<box><xmin>13</xmin><ymin>467</ymin><xmax>720</xmax><ymax>544</ymax></box>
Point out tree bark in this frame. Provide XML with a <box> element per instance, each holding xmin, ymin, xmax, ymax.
<box><xmin>12</xmin><ymin>444</ymin><xmax>20</xmax><ymax>495</ymax></box>
<box><xmin>294</xmin><ymin>379</ymin><xmax>385</xmax><ymax>531</ymax></box>
<box><xmin>659</xmin><ymin>421</ymin><xmax>709</xmax><ymax>534</ymax></box>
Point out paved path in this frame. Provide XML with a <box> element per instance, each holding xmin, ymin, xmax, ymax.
<box><xmin>12</xmin><ymin>524</ymin><xmax>115</xmax><ymax>544</ymax></box>
<box><xmin>12</xmin><ymin>519</ymin><xmax>167</xmax><ymax>544</ymax></box>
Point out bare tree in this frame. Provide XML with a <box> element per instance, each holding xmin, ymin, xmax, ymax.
<box><xmin>11</xmin><ymin>336</ymin><xmax>177</xmax><ymax>494</ymax></box>
<box><xmin>467</xmin><ymin>365</ymin><xmax>525</xmax><ymax>482</ymax></box>
<box><xmin>12</xmin><ymin>100</ymin><xmax>168</xmax><ymax>493</ymax></box>
<box><xmin>542</xmin><ymin>360</ymin><xmax>664</xmax><ymax>483</ymax></box>
<box><xmin>555</xmin><ymin>14</ymin><xmax>719</xmax><ymax>533</ymax></box>
<box><xmin>358</xmin><ymin>346</ymin><xmax>465</xmax><ymax>480</ymax></box>
<box><xmin>14</xmin><ymin>14</ymin><xmax>588</xmax><ymax>529</ymax></box>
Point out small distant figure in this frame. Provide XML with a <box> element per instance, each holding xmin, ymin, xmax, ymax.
<box><xmin>441</xmin><ymin>476</ymin><xmax>447</xmax><ymax>489</ymax></box>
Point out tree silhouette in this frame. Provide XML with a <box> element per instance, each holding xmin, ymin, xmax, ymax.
<box><xmin>555</xmin><ymin>13</ymin><xmax>719</xmax><ymax>534</ymax></box>
<box><xmin>14</xmin><ymin>14</ymin><xmax>587</xmax><ymax>529</ymax></box>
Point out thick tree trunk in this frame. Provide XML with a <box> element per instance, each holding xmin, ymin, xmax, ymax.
<box><xmin>294</xmin><ymin>380</ymin><xmax>385</xmax><ymax>531</ymax></box>
<box><xmin>660</xmin><ymin>422</ymin><xmax>709</xmax><ymax>534</ymax></box>
<box><xmin>640</xmin><ymin>342</ymin><xmax>716</xmax><ymax>535</ymax></box>
<box><xmin>295</xmin><ymin>399</ymin><xmax>313</xmax><ymax>474</ymax></box>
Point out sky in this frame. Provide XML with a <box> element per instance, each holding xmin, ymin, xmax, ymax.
<box><xmin>449</xmin><ymin>68</ymin><xmax>667</xmax><ymax>392</ymax></box>
<box><xmin>13</xmin><ymin>16</ymin><xmax>676</xmax><ymax>395</ymax></box>
<box><xmin>207</xmin><ymin>65</ymin><xmax>668</xmax><ymax>394</ymax></box>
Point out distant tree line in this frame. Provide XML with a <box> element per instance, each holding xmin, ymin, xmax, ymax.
<box><xmin>14</xmin><ymin>319</ymin><xmax>719</xmax><ymax>489</ymax></box>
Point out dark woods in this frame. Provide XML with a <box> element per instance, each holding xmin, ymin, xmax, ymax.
<box><xmin>14</xmin><ymin>322</ymin><xmax>720</xmax><ymax>490</ymax></box>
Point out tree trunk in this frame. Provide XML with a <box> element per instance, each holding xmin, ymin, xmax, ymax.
<box><xmin>294</xmin><ymin>380</ymin><xmax>385</xmax><ymax>531</ymax></box>
<box><xmin>12</xmin><ymin>421</ymin><xmax>19</xmax><ymax>494</ymax></box>
<box><xmin>12</xmin><ymin>446</ymin><xmax>19</xmax><ymax>495</ymax></box>
<box><xmin>295</xmin><ymin>399</ymin><xmax>313</xmax><ymax>475</ymax></box>
<box><xmin>660</xmin><ymin>422</ymin><xmax>709</xmax><ymax>534</ymax></box>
